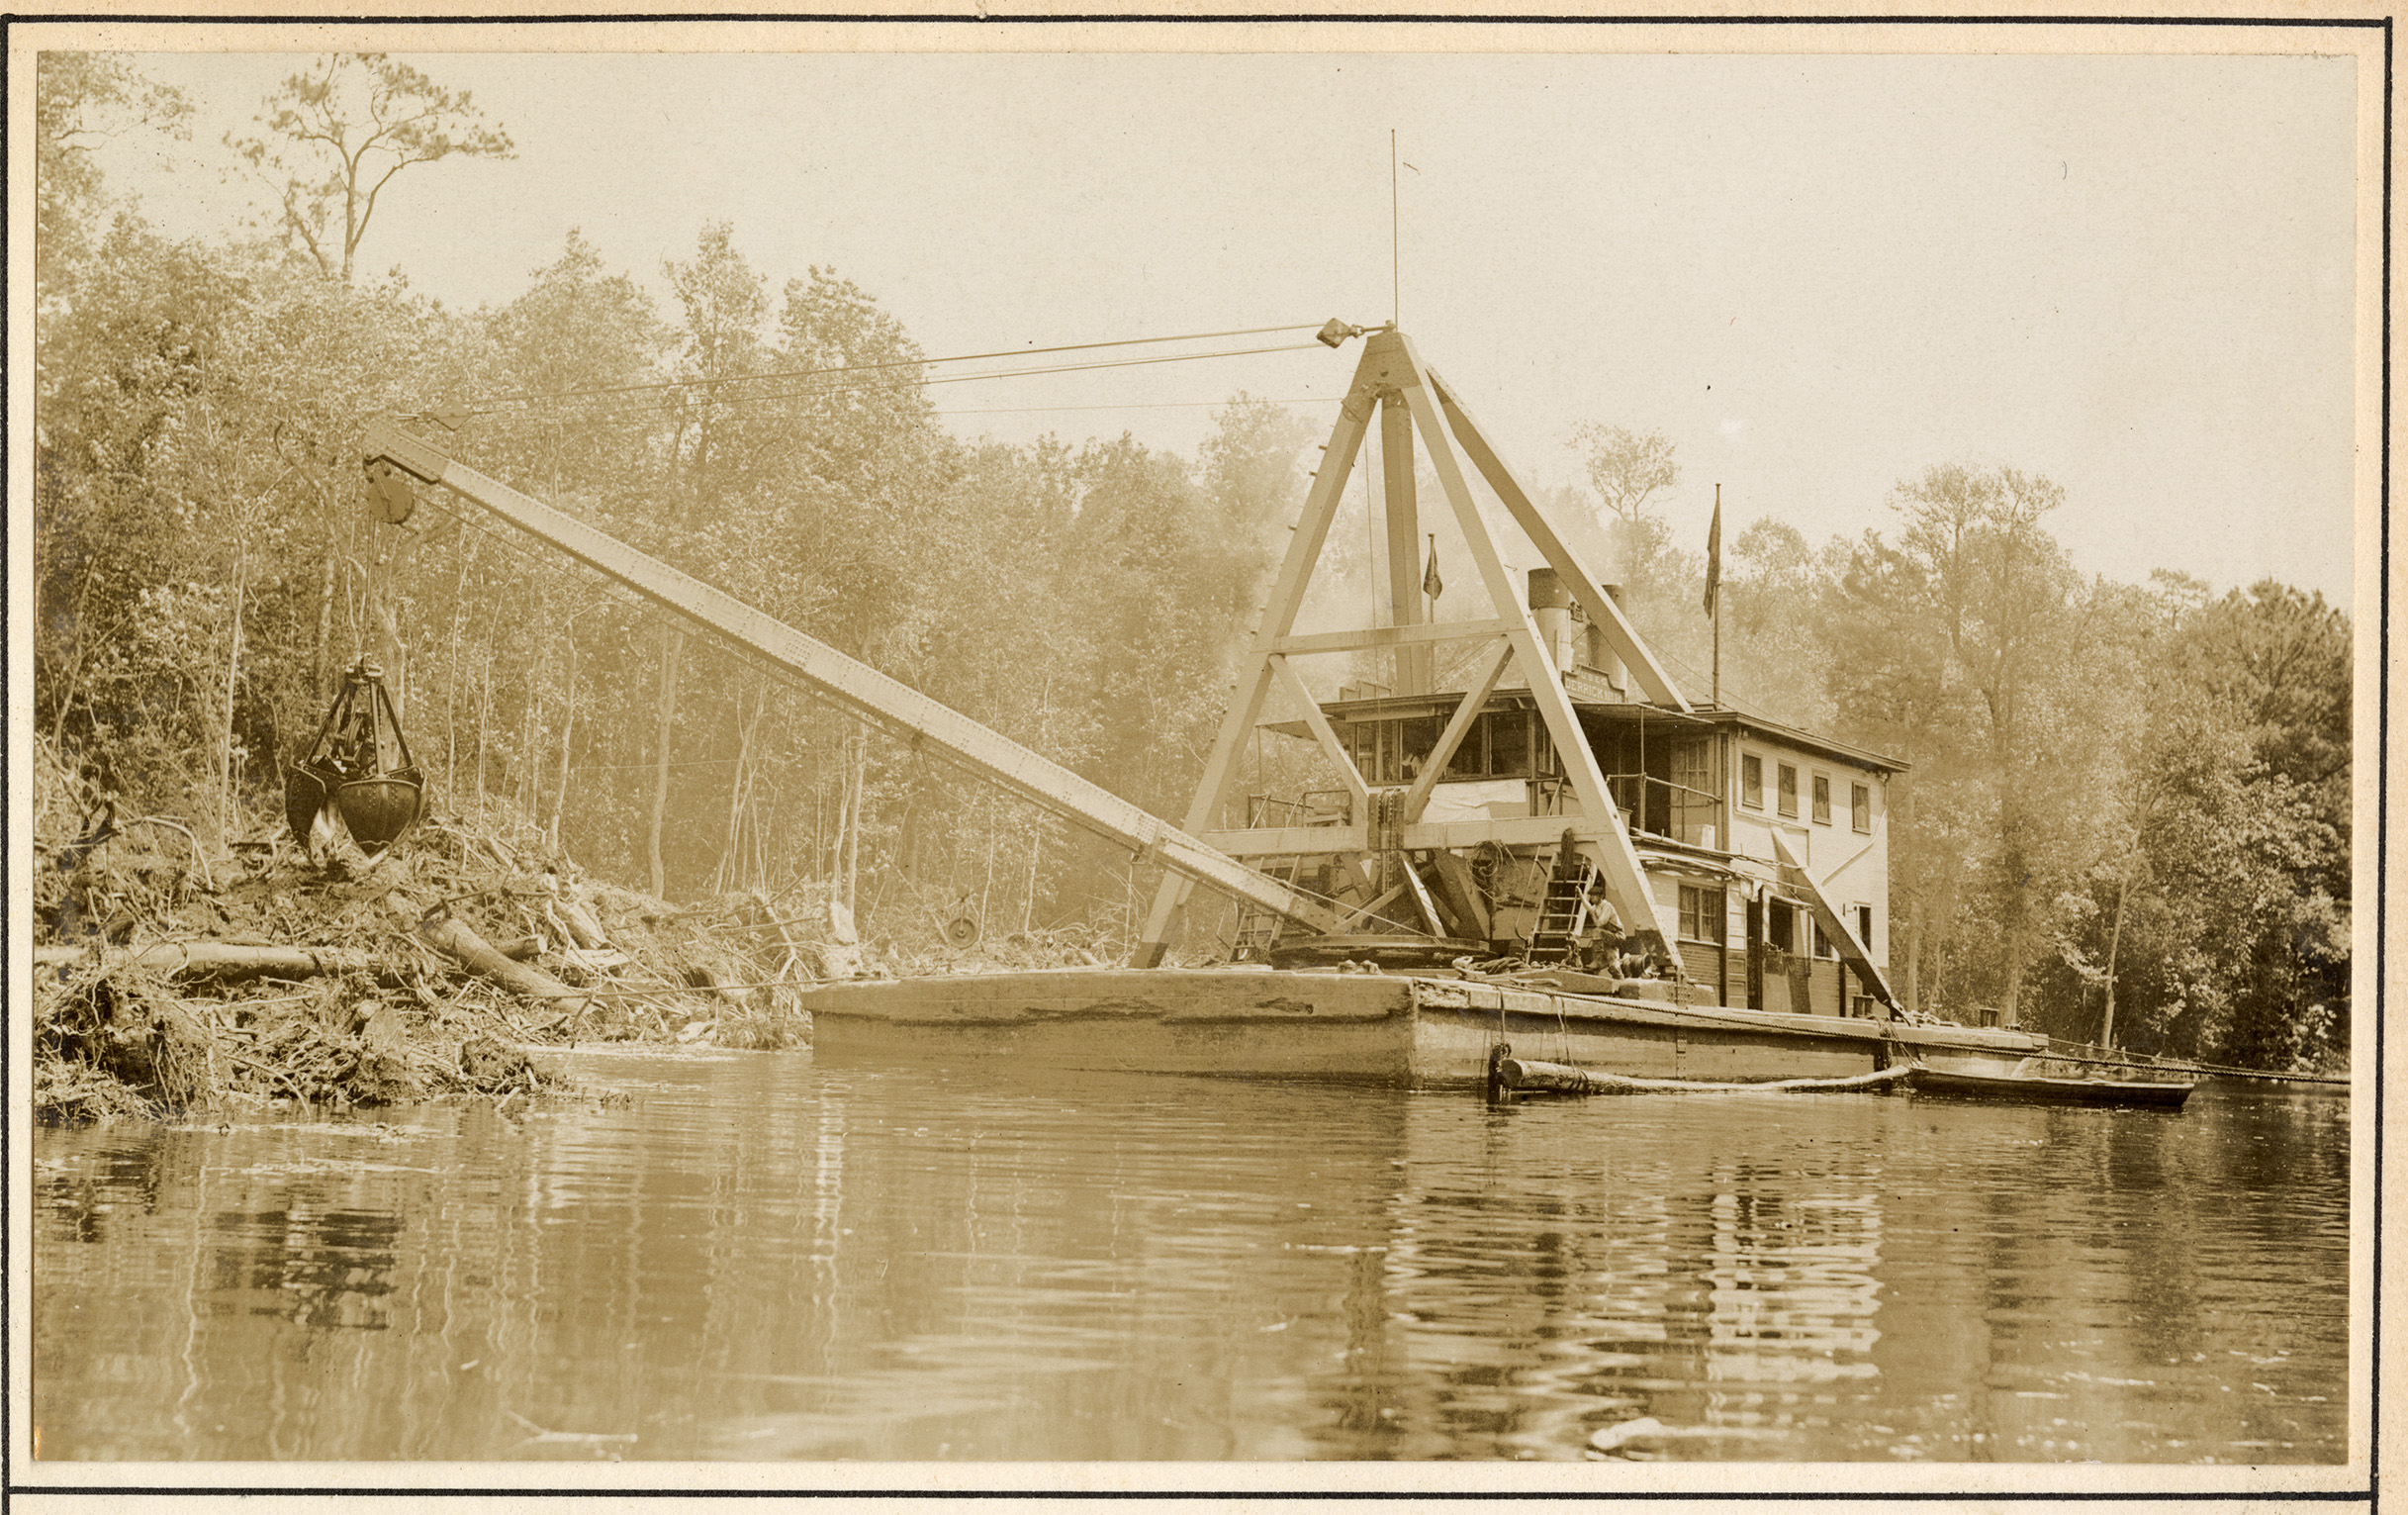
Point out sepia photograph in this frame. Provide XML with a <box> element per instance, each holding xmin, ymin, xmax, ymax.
<box><xmin>9</xmin><ymin>12</ymin><xmax>2377</xmax><ymax>1498</ymax></box>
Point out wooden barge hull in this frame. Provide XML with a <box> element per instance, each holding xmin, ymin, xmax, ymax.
<box><xmin>800</xmin><ymin>967</ymin><xmax>2045</xmax><ymax>1088</ymax></box>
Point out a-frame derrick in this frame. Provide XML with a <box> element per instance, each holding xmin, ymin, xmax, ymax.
<box><xmin>1132</xmin><ymin>329</ymin><xmax>1686</xmax><ymax>967</ymax></box>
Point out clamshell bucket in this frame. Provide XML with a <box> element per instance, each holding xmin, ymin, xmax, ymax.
<box><xmin>285</xmin><ymin>659</ymin><xmax>425</xmax><ymax>859</ymax></box>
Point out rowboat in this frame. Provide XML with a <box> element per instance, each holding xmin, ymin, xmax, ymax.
<box><xmin>1903</xmin><ymin>1058</ymin><xmax>2196</xmax><ymax>1109</ymax></box>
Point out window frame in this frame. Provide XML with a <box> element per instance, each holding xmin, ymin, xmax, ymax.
<box><xmin>1777</xmin><ymin>762</ymin><xmax>1799</xmax><ymax>818</ymax></box>
<box><xmin>1677</xmin><ymin>883</ymin><xmax>1725</xmax><ymax>944</ymax></box>
<box><xmin>1740</xmin><ymin>753</ymin><xmax>1764</xmax><ymax>809</ymax></box>
<box><xmin>1811</xmin><ymin>773</ymin><xmax>1831</xmax><ymax>825</ymax></box>
<box><xmin>1851</xmin><ymin>782</ymin><xmax>1872</xmax><ymax>834</ymax></box>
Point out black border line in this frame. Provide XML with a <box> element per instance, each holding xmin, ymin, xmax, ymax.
<box><xmin>1</xmin><ymin>13</ymin><xmax>2385</xmax><ymax>1505</ymax></box>
<box><xmin>0</xmin><ymin>10</ymin><xmax>2395</xmax><ymax>23</ymax></box>
<box><xmin>2372</xmin><ymin>10</ymin><xmax>2391</xmax><ymax>1505</ymax></box>
<box><xmin>0</xmin><ymin>1487</ymin><xmax>2384</xmax><ymax>1500</ymax></box>
<box><xmin>4</xmin><ymin>7</ymin><xmax>13</xmax><ymax>1494</ymax></box>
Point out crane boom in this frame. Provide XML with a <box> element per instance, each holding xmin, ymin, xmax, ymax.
<box><xmin>363</xmin><ymin>415</ymin><xmax>1342</xmax><ymax>935</ymax></box>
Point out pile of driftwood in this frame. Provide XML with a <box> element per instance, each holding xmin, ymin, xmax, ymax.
<box><xmin>32</xmin><ymin>747</ymin><xmax>833</xmax><ymax>1122</ymax></box>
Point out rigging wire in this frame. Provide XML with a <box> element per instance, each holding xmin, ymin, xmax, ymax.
<box><xmin>466</xmin><ymin>341</ymin><xmax>1329</xmax><ymax>434</ymax></box>
<box><xmin>445</xmin><ymin>322</ymin><xmax>1325</xmax><ymax>418</ymax></box>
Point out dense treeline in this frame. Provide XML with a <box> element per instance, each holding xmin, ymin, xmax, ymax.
<box><xmin>1593</xmin><ymin>454</ymin><xmax>2351</xmax><ymax>1071</ymax></box>
<box><xmin>35</xmin><ymin>54</ymin><xmax>2349</xmax><ymax>1070</ymax></box>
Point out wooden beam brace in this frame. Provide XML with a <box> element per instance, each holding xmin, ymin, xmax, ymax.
<box><xmin>1206</xmin><ymin>813</ymin><xmax>1640</xmax><ymax>857</ymax></box>
<box><xmin>1336</xmin><ymin>882</ymin><xmax>1407</xmax><ymax>932</ymax></box>
<box><xmin>1271</xmin><ymin>618</ymin><xmax>1519</xmax><ymax>656</ymax></box>
<box><xmin>1397</xmin><ymin>854</ymin><xmax>1447</xmax><ymax>935</ymax></box>
<box><xmin>1132</xmin><ymin>364</ymin><xmax>1381</xmax><ymax>962</ymax></box>
<box><xmin>1387</xmin><ymin>339</ymin><xmax>1675</xmax><ymax>951</ymax></box>
<box><xmin>1431</xmin><ymin>369</ymin><xmax>1691</xmax><ymax>711</ymax></box>
<box><xmin>1771</xmin><ymin>831</ymin><xmax>1899</xmax><ymax>1011</ymax></box>
<box><xmin>1382</xmin><ymin>394</ymin><xmax>1430</xmax><ymax>693</ymax></box>
<box><xmin>1207</xmin><ymin>823</ymin><xmax>1370</xmax><ymax>856</ymax></box>
<box><xmin>1397</xmin><ymin>636</ymin><xmax>1514</xmax><ymax>823</ymax></box>
<box><xmin>1269</xmin><ymin>653</ymin><xmax>1370</xmax><ymax>813</ymax></box>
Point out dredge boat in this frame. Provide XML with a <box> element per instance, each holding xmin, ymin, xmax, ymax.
<box><xmin>364</xmin><ymin>323</ymin><xmax>2063</xmax><ymax>1091</ymax></box>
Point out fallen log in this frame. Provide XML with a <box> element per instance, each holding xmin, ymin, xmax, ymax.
<box><xmin>1497</xmin><ymin>1057</ymin><xmax>1911</xmax><ymax>1096</ymax></box>
<box><xmin>34</xmin><ymin>942</ymin><xmax>383</xmax><ymax>981</ymax></box>
<box><xmin>395</xmin><ymin>895</ymin><xmax>590</xmax><ymax>1018</ymax></box>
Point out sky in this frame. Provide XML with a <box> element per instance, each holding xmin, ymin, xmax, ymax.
<box><xmin>72</xmin><ymin>40</ymin><xmax>2363</xmax><ymax>608</ymax></box>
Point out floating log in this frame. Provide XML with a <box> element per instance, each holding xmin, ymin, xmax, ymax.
<box><xmin>1497</xmin><ymin>1057</ymin><xmax>1911</xmax><ymax>1096</ymax></box>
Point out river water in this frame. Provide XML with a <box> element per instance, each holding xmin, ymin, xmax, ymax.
<box><xmin>32</xmin><ymin>1046</ymin><xmax>2351</xmax><ymax>1465</ymax></box>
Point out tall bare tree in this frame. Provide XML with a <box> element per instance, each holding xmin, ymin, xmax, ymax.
<box><xmin>229</xmin><ymin>53</ymin><xmax>513</xmax><ymax>285</ymax></box>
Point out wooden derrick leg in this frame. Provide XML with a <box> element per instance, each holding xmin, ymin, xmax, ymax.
<box><xmin>1131</xmin><ymin>370</ymin><xmax>1379</xmax><ymax>966</ymax></box>
<box><xmin>1391</xmin><ymin>336</ymin><xmax>1674</xmax><ymax>952</ymax></box>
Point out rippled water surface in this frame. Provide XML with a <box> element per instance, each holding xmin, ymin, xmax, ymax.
<box><xmin>34</xmin><ymin>1048</ymin><xmax>2350</xmax><ymax>1463</ymax></box>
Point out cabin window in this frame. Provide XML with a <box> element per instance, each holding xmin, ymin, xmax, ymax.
<box><xmin>1678</xmin><ymin>884</ymin><xmax>1724</xmax><ymax>944</ymax></box>
<box><xmin>1340</xmin><ymin>708</ymin><xmax>1551</xmax><ymax>785</ymax></box>
<box><xmin>1444</xmin><ymin>715</ymin><xmax>1486</xmax><ymax>779</ymax></box>
<box><xmin>1777</xmin><ymin>763</ymin><xmax>1799</xmax><ymax>817</ymax></box>
<box><xmin>1811</xmin><ymin>774</ymin><xmax>1830</xmax><ymax>824</ymax></box>
<box><xmin>1851</xmin><ymin>783</ymin><xmax>1872</xmax><ymax>833</ymax></box>
<box><xmin>1488</xmin><ymin>710</ymin><xmax>1532</xmax><ymax>777</ymax></box>
<box><xmin>1741</xmin><ymin>754</ymin><xmax>1763</xmax><ymax>809</ymax></box>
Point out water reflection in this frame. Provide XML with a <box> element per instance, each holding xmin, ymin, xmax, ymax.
<box><xmin>33</xmin><ymin>1054</ymin><xmax>2350</xmax><ymax>1464</ymax></box>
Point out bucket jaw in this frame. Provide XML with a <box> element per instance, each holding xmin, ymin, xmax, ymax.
<box><xmin>285</xmin><ymin>659</ymin><xmax>425</xmax><ymax>861</ymax></box>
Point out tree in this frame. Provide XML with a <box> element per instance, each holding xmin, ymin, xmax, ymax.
<box><xmin>1569</xmin><ymin>423</ymin><xmax>1683</xmax><ymax>597</ymax></box>
<box><xmin>229</xmin><ymin>53</ymin><xmax>513</xmax><ymax>285</ymax></box>
<box><xmin>35</xmin><ymin>52</ymin><xmax>191</xmax><ymax>296</ymax></box>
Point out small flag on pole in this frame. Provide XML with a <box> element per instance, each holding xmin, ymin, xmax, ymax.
<box><xmin>1703</xmin><ymin>490</ymin><xmax>1722</xmax><ymax>618</ymax></box>
<box><xmin>1423</xmin><ymin>534</ymin><xmax>1443</xmax><ymax>603</ymax></box>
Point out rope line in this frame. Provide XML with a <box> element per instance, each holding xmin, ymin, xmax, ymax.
<box><xmin>445</xmin><ymin>323</ymin><xmax>1324</xmax><ymax>417</ymax></box>
<box><xmin>468</xmin><ymin>342</ymin><xmax>1327</xmax><ymax>433</ymax></box>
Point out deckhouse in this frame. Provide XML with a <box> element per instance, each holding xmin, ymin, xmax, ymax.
<box><xmin>1231</xmin><ymin>564</ymin><xmax>1903</xmax><ymax>1017</ymax></box>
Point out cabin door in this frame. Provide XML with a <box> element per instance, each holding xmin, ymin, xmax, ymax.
<box><xmin>1743</xmin><ymin>895</ymin><xmax>1764</xmax><ymax>1010</ymax></box>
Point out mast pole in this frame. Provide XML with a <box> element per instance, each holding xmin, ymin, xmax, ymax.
<box><xmin>1712</xmin><ymin>483</ymin><xmax>1722</xmax><ymax>710</ymax></box>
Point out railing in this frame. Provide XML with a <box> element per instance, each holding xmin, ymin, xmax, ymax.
<box><xmin>1244</xmin><ymin>791</ymin><xmax>1354</xmax><ymax>828</ymax></box>
<box><xmin>1527</xmin><ymin>776</ymin><xmax>1575</xmax><ymax>816</ymax></box>
<box><xmin>1239</xmin><ymin>778</ymin><xmax>1719</xmax><ymax>840</ymax></box>
<box><xmin>1605</xmin><ymin>773</ymin><xmax>1720</xmax><ymax>847</ymax></box>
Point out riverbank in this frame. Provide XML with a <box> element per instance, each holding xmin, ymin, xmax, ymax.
<box><xmin>31</xmin><ymin>740</ymin><xmax>839</xmax><ymax>1120</ymax></box>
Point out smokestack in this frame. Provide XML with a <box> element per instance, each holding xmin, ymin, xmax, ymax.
<box><xmin>1527</xmin><ymin>567</ymin><xmax>1580</xmax><ymax>676</ymax></box>
<box><xmin>1597</xmin><ymin>584</ymin><xmax>1628</xmax><ymax>698</ymax></box>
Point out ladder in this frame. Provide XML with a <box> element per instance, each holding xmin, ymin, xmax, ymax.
<box><xmin>1528</xmin><ymin>850</ymin><xmax>1607</xmax><ymax>964</ymax></box>
<box><xmin>1233</xmin><ymin>855</ymin><xmax>1307</xmax><ymax>960</ymax></box>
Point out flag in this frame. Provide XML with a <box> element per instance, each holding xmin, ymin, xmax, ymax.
<box><xmin>1703</xmin><ymin>492</ymin><xmax>1722</xmax><ymax>618</ymax></box>
<box><xmin>1423</xmin><ymin>536</ymin><xmax>1443</xmax><ymax>602</ymax></box>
